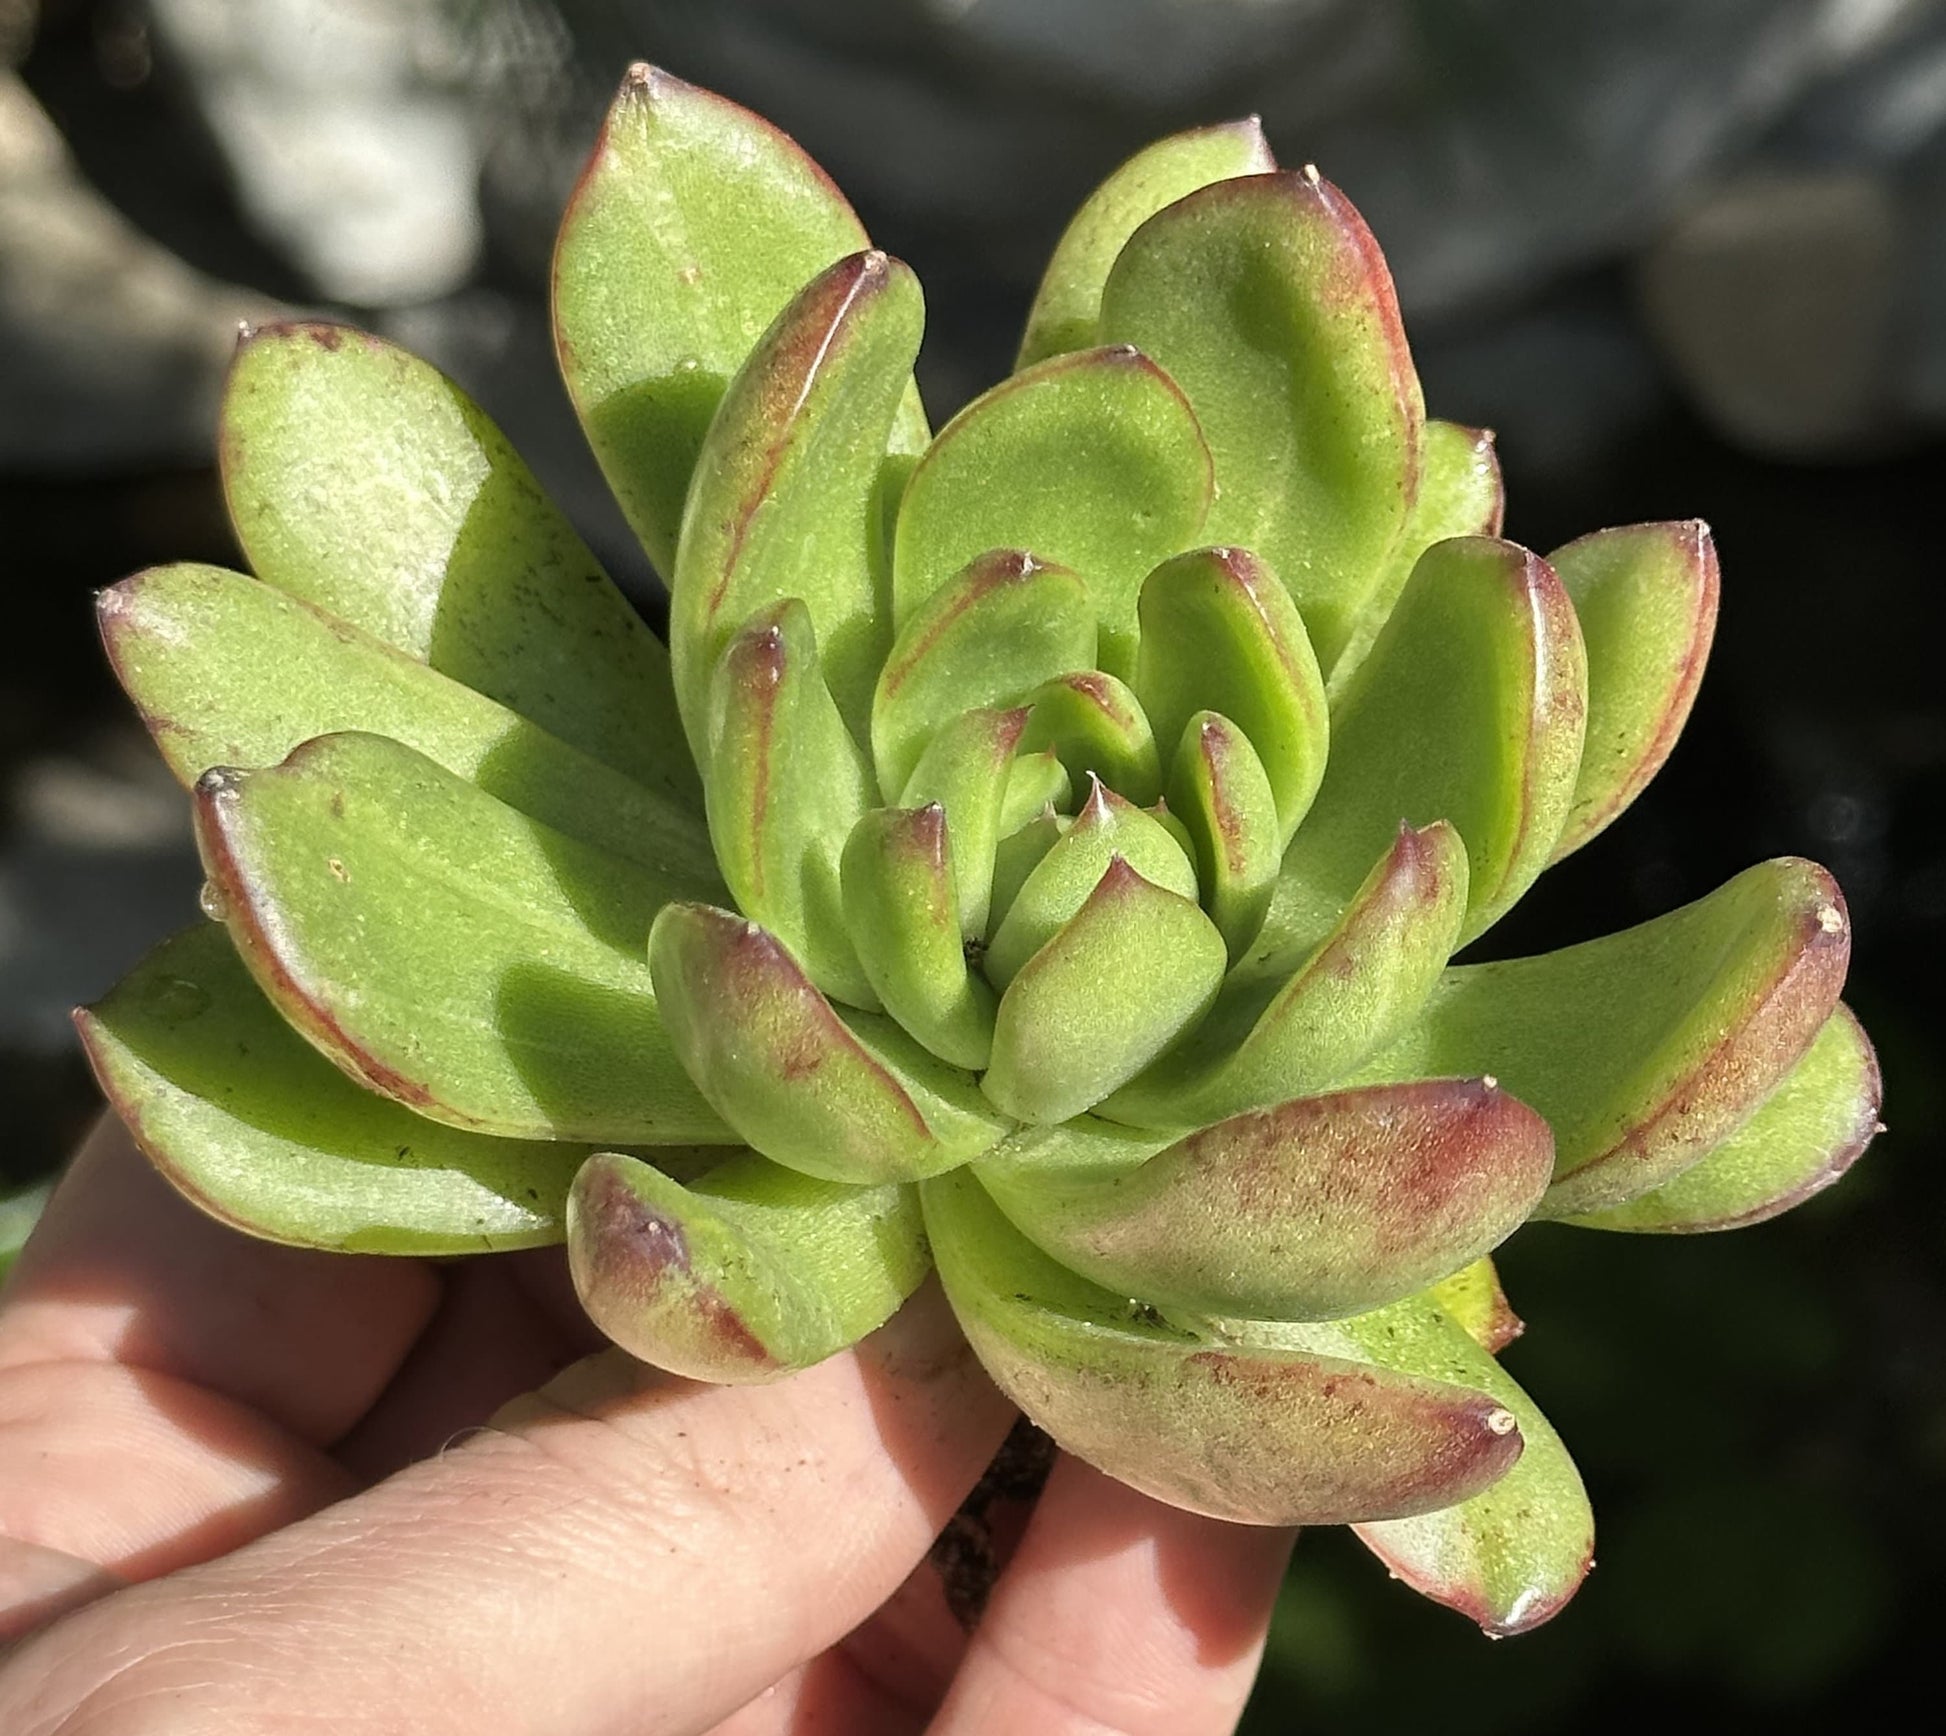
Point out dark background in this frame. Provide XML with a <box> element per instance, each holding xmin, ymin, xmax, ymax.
<box><xmin>4</xmin><ymin>2</ymin><xmax>1943</xmax><ymax>1727</ymax></box>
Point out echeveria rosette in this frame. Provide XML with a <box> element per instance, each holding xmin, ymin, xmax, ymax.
<box><xmin>75</xmin><ymin>64</ymin><xmax>1882</xmax><ymax>1638</ymax></box>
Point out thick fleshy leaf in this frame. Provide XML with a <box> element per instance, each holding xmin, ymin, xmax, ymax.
<box><xmin>1329</xmin><ymin>421</ymin><xmax>1503</xmax><ymax>695</ymax></box>
<box><xmin>983</xmin><ymin>858</ymin><xmax>1227</xmax><ymax>1125</ymax></box>
<box><xmin>1277</xmin><ymin>537</ymin><xmax>1586</xmax><ymax>950</ymax></box>
<box><xmin>985</xmin><ymin>811</ymin><xmax>1066</xmax><ymax>941</ymax></box>
<box><xmin>1018</xmin><ymin>672</ymin><xmax>1162</xmax><ymax>808</ymax></box>
<box><xmin>195</xmin><ymin>733</ymin><xmax>727</xmax><ymax>1144</ymax></box>
<box><xmin>923</xmin><ymin>1169</ymin><xmax>1522</xmax><ymax>1526</ymax></box>
<box><xmin>568</xmin><ymin>1149</ymin><xmax>928</xmax><ymax>1382</ymax></box>
<box><xmin>0</xmin><ymin>1182</ymin><xmax>47</xmax><ymax>1287</ymax></box>
<box><xmin>1549</xmin><ymin>520</ymin><xmax>1720</xmax><ymax>861</ymax></box>
<box><xmin>1167</xmin><ymin>712</ymin><xmax>1281</xmax><ymax>960</ymax></box>
<box><xmin>984</xmin><ymin>781</ymin><xmax>1197</xmax><ymax>990</ymax></box>
<box><xmin>671</xmin><ymin>250</ymin><xmax>923</xmax><ymax>746</ymax></box>
<box><xmin>1430</xmin><ymin>1257</ymin><xmax>1524</xmax><ymax>1355</ymax></box>
<box><xmin>891</xmin><ymin>346</ymin><xmax>1212</xmax><ymax>661</ymax></box>
<box><xmin>648</xmin><ymin>903</ymin><xmax>1007</xmax><ymax>1182</ymax></box>
<box><xmin>1099</xmin><ymin>170</ymin><xmax>1424</xmax><ymax>668</ymax></box>
<box><xmin>553</xmin><ymin>65</ymin><xmax>921</xmax><ymax>576</ymax></box>
<box><xmin>75</xmin><ymin>924</ymin><xmax>598</xmax><ymax>1252</ymax></box>
<box><xmin>872</xmin><ymin>550</ymin><xmax>1096</xmax><ymax>799</ymax></box>
<box><xmin>1334</xmin><ymin>1294</ymin><xmax>1594</xmax><ymax>1635</ymax></box>
<box><xmin>841</xmin><ymin>806</ymin><xmax>997</xmax><ymax>1070</ymax></box>
<box><xmin>997</xmin><ymin>746</ymin><xmax>1072</xmax><ymax>836</ymax></box>
<box><xmin>704</xmin><ymin>601</ymin><xmax>874</xmax><ymax>1006</ymax></box>
<box><xmin>897</xmin><ymin>705</ymin><xmax>1032</xmax><ymax>937</ymax></box>
<box><xmin>221</xmin><ymin>322</ymin><xmax>695</xmax><ymax>808</ymax></box>
<box><xmin>101</xmin><ymin>564</ymin><xmax>720</xmax><ymax>892</ymax></box>
<box><xmin>1362</xmin><ymin>858</ymin><xmax>1852</xmax><ymax>1218</ymax></box>
<box><xmin>1017</xmin><ymin>117</ymin><xmax>1275</xmax><ymax>369</ymax></box>
<box><xmin>982</xmin><ymin>1078</ymin><xmax>1553</xmax><ymax>1323</ymax></box>
<box><xmin>1570</xmin><ymin>1003</ymin><xmax>1880</xmax><ymax>1233</ymax></box>
<box><xmin>1134</xmin><ymin>547</ymin><xmax>1329</xmax><ymax>843</ymax></box>
<box><xmin>1103</xmin><ymin>821</ymin><xmax>1468</xmax><ymax>1130</ymax></box>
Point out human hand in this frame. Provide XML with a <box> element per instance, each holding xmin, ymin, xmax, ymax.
<box><xmin>0</xmin><ymin>1119</ymin><xmax>1295</xmax><ymax>1733</ymax></box>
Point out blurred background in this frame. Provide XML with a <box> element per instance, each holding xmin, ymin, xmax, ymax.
<box><xmin>3</xmin><ymin>0</ymin><xmax>1944</xmax><ymax>1724</ymax></box>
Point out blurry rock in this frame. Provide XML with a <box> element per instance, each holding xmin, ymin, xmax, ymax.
<box><xmin>0</xmin><ymin>69</ymin><xmax>273</xmax><ymax>465</ymax></box>
<box><xmin>1638</xmin><ymin>170</ymin><xmax>1900</xmax><ymax>457</ymax></box>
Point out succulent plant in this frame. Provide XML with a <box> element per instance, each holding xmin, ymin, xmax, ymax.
<box><xmin>77</xmin><ymin>65</ymin><xmax>1880</xmax><ymax>1637</ymax></box>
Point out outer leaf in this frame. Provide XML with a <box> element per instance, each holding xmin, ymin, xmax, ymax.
<box><xmin>1018</xmin><ymin>117</ymin><xmax>1276</xmax><ymax>368</ymax></box>
<box><xmin>100</xmin><ymin>564</ymin><xmax>720</xmax><ymax>892</ymax></box>
<box><xmin>1549</xmin><ymin>520</ymin><xmax>1720</xmax><ymax>860</ymax></box>
<box><xmin>983</xmin><ymin>858</ymin><xmax>1227</xmax><ymax>1125</ymax></box>
<box><xmin>1338</xmin><ymin>1294</ymin><xmax>1594</xmax><ymax>1635</ymax></box>
<box><xmin>1134</xmin><ymin>547</ymin><xmax>1329</xmax><ymax>844</ymax></box>
<box><xmin>672</xmin><ymin>251</ymin><xmax>924</xmax><ymax>747</ymax></box>
<box><xmin>1362</xmin><ymin>859</ymin><xmax>1853</xmax><ymax>1217</ymax></box>
<box><xmin>0</xmin><ymin>1182</ymin><xmax>48</xmax><ymax>1287</ymax></box>
<box><xmin>923</xmin><ymin>1169</ymin><xmax>1522</xmax><ymax>1526</ymax></box>
<box><xmin>897</xmin><ymin>705</ymin><xmax>1032</xmax><ymax>937</ymax></box>
<box><xmin>568</xmin><ymin>1149</ymin><xmax>928</xmax><ymax>1382</ymax></box>
<box><xmin>985</xmin><ymin>780</ymin><xmax>1196</xmax><ymax>990</ymax></box>
<box><xmin>1099</xmin><ymin>170</ymin><xmax>1424</xmax><ymax>668</ymax></box>
<box><xmin>648</xmin><ymin>903</ymin><xmax>1007</xmax><ymax>1182</ymax></box>
<box><xmin>1430</xmin><ymin>1257</ymin><xmax>1524</xmax><ymax>1355</ymax></box>
<box><xmin>704</xmin><ymin>602</ymin><xmax>875</xmax><ymax>1006</ymax></box>
<box><xmin>841</xmin><ymin>806</ymin><xmax>997</xmax><ymax>1071</ymax></box>
<box><xmin>1167</xmin><ymin>712</ymin><xmax>1281</xmax><ymax>960</ymax></box>
<box><xmin>75</xmin><ymin>925</ymin><xmax>598</xmax><ymax>1252</ymax></box>
<box><xmin>553</xmin><ymin>65</ymin><xmax>920</xmax><ymax>576</ymax></box>
<box><xmin>222</xmin><ymin>322</ymin><xmax>695</xmax><ymax>807</ymax></box>
<box><xmin>1570</xmin><ymin>1003</ymin><xmax>1880</xmax><ymax>1233</ymax></box>
<box><xmin>1018</xmin><ymin>672</ymin><xmax>1162</xmax><ymax>809</ymax></box>
<box><xmin>195</xmin><ymin>733</ymin><xmax>727</xmax><ymax>1144</ymax></box>
<box><xmin>1330</xmin><ymin>420</ymin><xmax>1504</xmax><ymax>694</ymax></box>
<box><xmin>981</xmin><ymin>1078</ymin><xmax>1553</xmax><ymax>1323</ymax></box>
<box><xmin>891</xmin><ymin>346</ymin><xmax>1213</xmax><ymax>662</ymax></box>
<box><xmin>1103</xmin><ymin>821</ymin><xmax>1468</xmax><ymax>1130</ymax></box>
<box><xmin>872</xmin><ymin>550</ymin><xmax>1096</xmax><ymax>799</ymax></box>
<box><xmin>1278</xmin><ymin>537</ymin><xmax>1586</xmax><ymax>950</ymax></box>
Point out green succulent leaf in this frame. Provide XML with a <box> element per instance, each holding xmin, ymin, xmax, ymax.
<box><xmin>1569</xmin><ymin>1003</ymin><xmax>1880</xmax><ymax>1233</ymax></box>
<box><xmin>840</xmin><ymin>806</ymin><xmax>998</xmax><ymax>1071</ymax></box>
<box><xmin>0</xmin><ymin>1182</ymin><xmax>48</xmax><ymax>1288</ymax></box>
<box><xmin>981</xmin><ymin>1078</ymin><xmax>1552</xmax><ymax>1323</ymax></box>
<box><xmin>872</xmin><ymin>550</ymin><xmax>1097</xmax><ymax>799</ymax></box>
<box><xmin>1278</xmin><ymin>537</ymin><xmax>1587</xmax><ymax>950</ymax></box>
<box><xmin>647</xmin><ymin>903</ymin><xmax>1007</xmax><ymax>1183</ymax></box>
<box><xmin>891</xmin><ymin>345</ymin><xmax>1213</xmax><ymax>665</ymax></box>
<box><xmin>1363</xmin><ymin>858</ymin><xmax>1852</xmax><ymax>1217</ymax></box>
<box><xmin>1099</xmin><ymin>169</ymin><xmax>1425</xmax><ymax>668</ymax></box>
<box><xmin>567</xmin><ymin>1148</ymin><xmax>928</xmax><ymax>1382</ymax></box>
<box><xmin>195</xmin><ymin>733</ymin><xmax>727</xmax><ymax>1144</ymax></box>
<box><xmin>671</xmin><ymin>250</ymin><xmax>924</xmax><ymax>749</ymax></box>
<box><xmin>101</xmin><ymin>564</ymin><xmax>720</xmax><ymax>892</ymax></box>
<box><xmin>1018</xmin><ymin>672</ymin><xmax>1163</xmax><ymax>809</ymax></box>
<box><xmin>896</xmin><ymin>705</ymin><xmax>1033</xmax><ymax>937</ymax></box>
<box><xmin>1166</xmin><ymin>712</ymin><xmax>1282</xmax><ymax>961</ymax></box>
<box><xmin>75</xmin><ymin>924</ymin><xmax>600</xmax><ymax>1252</ymax></box>
<box><xmin>704</xmin><ymin>601</ymin><xmax>876</xmax><ymax>1006</ymax></box>
<box><xmin>1017</xmin><ymin>117</ymin><xmax>1276</xmax><ymax>369</ymax></box>
<box><xmin>553</xmin><ymin>65</ymin><xmax>923</xmax><ymax>577</ymax></box>
<box><xmin>983</xmin><ymin>857</ymin><xmax>1227</xmax><ymax>1125</ymax></box>
<box><xmin>997</xmin><ymin>746</ymin><xmax>1072</xmax><ymax>835</ymax></box>
<box><xmin>984</xmin><ymin>781</ymin><xmax>1197</xmax><ymax>990</ymax></box>
<box><xmin>1549</xmin><ymin>521</ymin><xmax>1720</xmax><ymax>861</ymax></box>
<box><xmin>1430</xmin><ymin>1256</ymin><xmax>1524</xmax><ymax>1355</ymax></box>
<box><xmin>1339</xmin><ymin>1294</ymin><xmax>1594</xmax><ymax>1636</ymax></box>
<box><xmin>1133</xmin><ymin>546</ymin><xmax>1329</xmax><ymax>846</ymax></box>
<box><xmin>222</xmin><ymin>322</ymin><xmax>696</xmax><ymax>809</ymax></box>
<box><xmin>923</xmin><ymin>1168</ymin><xmax>1523</xmax><ymax>1525</ymax></box>
<box><xmin>1105</xmin><ymin>820</ymin><xmax>1468</xmax><ymax>1130</ymax></box>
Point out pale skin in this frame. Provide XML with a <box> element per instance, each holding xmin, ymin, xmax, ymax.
<box><xmin>0</xmin><ymin>1119</ymin><xmax>1296</xmax><ymax>1734</ymax></box>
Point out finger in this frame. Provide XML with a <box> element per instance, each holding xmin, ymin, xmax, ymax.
<box><xmin>0</xmin><ymin>1117</ymin><xmax>439</xmax><ymax>1444</ymax></box>
<box><xmin>0</xmin><ymin>1282</ymin><xmax>1015</xmax><ymax>1736</ymax></box>
<box><xmin>924</xmin><ymin>1455</ymin><xmax>1296</xmax><ymax>1736</ymax></box>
